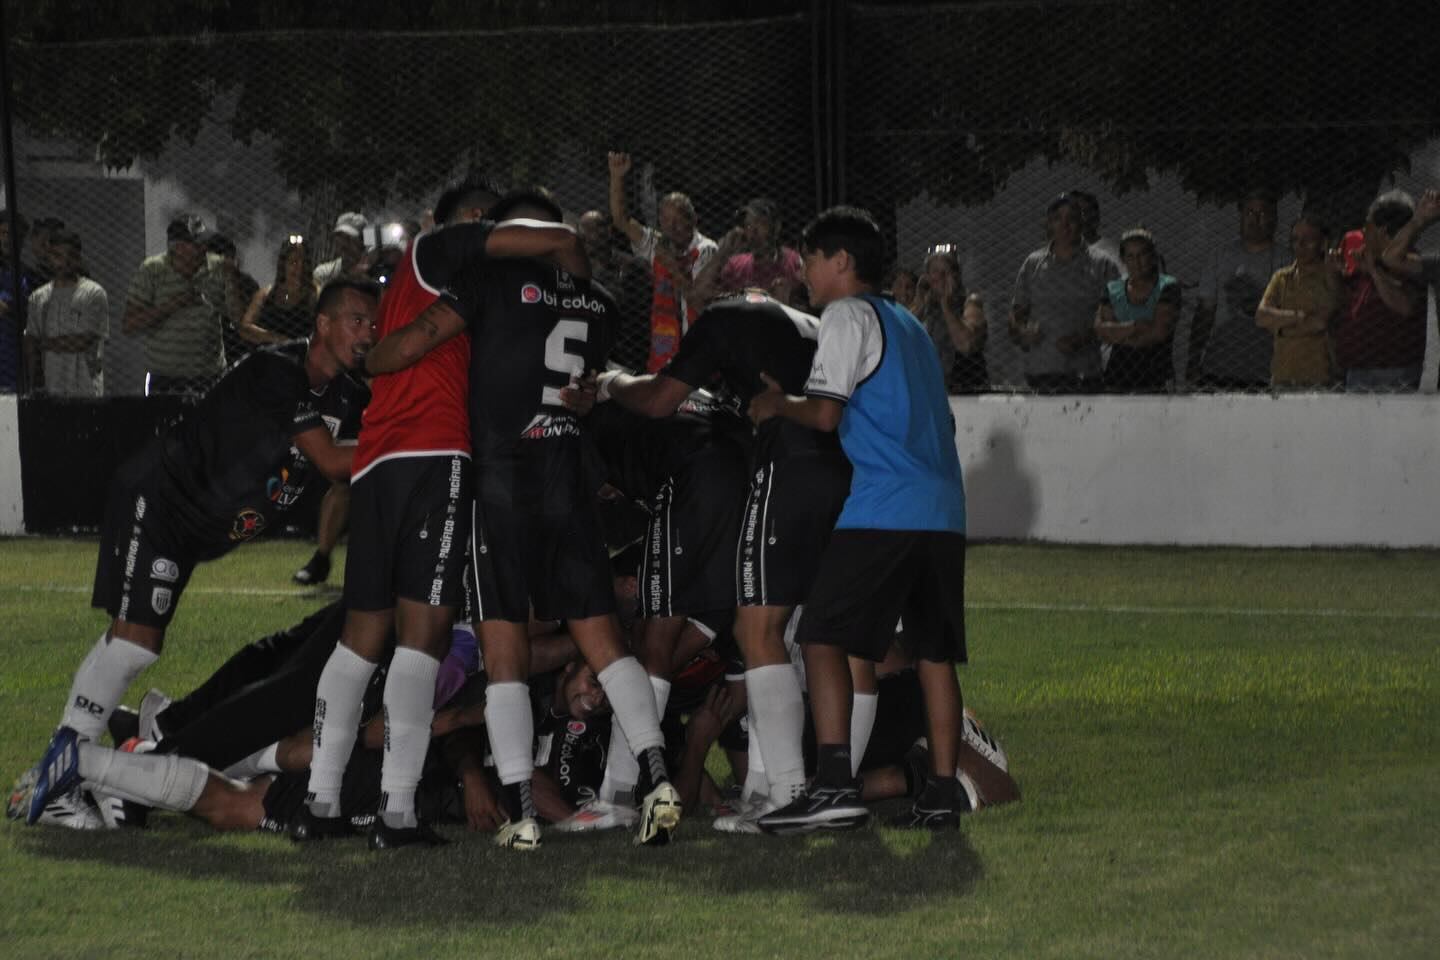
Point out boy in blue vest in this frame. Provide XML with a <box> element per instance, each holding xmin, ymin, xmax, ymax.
<box><xmin>747</xmin><ymin>206</ymin><xmax>969</xmax><ymax>832</ymax></box>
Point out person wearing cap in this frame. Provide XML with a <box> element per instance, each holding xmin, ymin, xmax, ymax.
<box><xmin>313</xmin><ymin>212</ymin><xmax>371</xmax><ymax>287</ymax></box>
<box><xmin>23</xmin><ymin>230</ymin><xmax>109</xmax><ymax>398</ymax></box>
<box><xmin>121</xmin><ymin>215</ymin><xmax>235</xmax><ymax>395</ymax></box>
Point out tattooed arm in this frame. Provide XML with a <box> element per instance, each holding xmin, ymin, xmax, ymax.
<box><xmin>364</xmin><ymin>300</ymin><xmax>467</xmax><ymax>376</ymax></box>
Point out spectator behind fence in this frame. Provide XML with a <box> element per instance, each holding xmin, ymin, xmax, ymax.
<box><xmin>912</xmin><ymin>247</ymin><xmax>987</xmax><ymax>393</ymax></box>
<box><xmin>1008</xmin><ymin>193</ymin><xmax>1118</xmax><ymax>393</ymax></box>
<box><xmin>578</xmin><ymin>209</ymin><xmax>651</xmax><ymax>372</ymax></box>
<box><xmin>313</xmin><ymin>212</ymin><xmax>371</xmax><ymax>287</ymax></box>
<box><xmin>28</xmin><ymin>216</ymin><xmax>64</xmax><ymax>288</ymax></box>
<box><xmin>1094</xmin><ymin>228</ymin><xmax>1179</xmax><ymax>392</ymax></box>
<box><xmin>607</xmin><ymin>151</ymin><xmax>718</xmax><ymax>371</ymax></box>
<box><xmin>0</xmin><ymin>211</ymin><xmax>36</xmax><ymax>393</ymax></box>
<box><xmin>693</xmin><ymin>198</ymin><xmax>804</xmax><ymax>307</ymax></box>
<box><xmin>238</xmin><ymin>236</ymin><xmax>319</xmax><ymax>346</ymax></box>
<box><xmin>1255</xmin><ymin>213</ymin><xmax>1339</xmax><ymax>390</ymax></box>
<box><xmin>122</xmin><ymin>215</ymin><xmax>232</xmax><ymax>395</ymax></box>
<box><xmin>22</xmin><ymin>230</ymin><xmax>108</xmax><ymax>398</ymax></box>
<box><xmin>1331</xmin><ymin>190</ymin><xmax>1426</xmax><ymax>391</ymax></box>
<box><xmin>1380</xmin><ymin>188</ymin><xmax>1440</xmax><ymax>371</ymax></box>
<box><xmin>1072</xmin><ymin>190</ymin><xmax>1123</xmax><ymax>271</ymax></box>
<box><xmin>207</xmin><ymin>232</ymin><xmax>259</xmax><ymax>362</ymax></box>
<box><xmin>887</xmin><ymin>266</ymin><xmax>918</xmax><ymax>306</ymax></box>
<box><xmin>1188</xmin><ymin>188</ymin><xmax>1281</xmax><ymax>390</ymax></box>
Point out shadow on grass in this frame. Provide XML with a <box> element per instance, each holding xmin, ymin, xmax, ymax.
<box><xmin>18</xmin><ymin>801</ymin><xmax>982</xmax><ymax>930</ymax></box>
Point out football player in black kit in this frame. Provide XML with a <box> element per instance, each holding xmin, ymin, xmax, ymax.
<box><xmin>364</xmin><ymin>189</ymin><xmax>682</xmax><ymax>849</ymax></box>
<box><xmin>556</xmin><ymin>392</ymin><xmax>750</xmax><ymax>832</ymax></box>
<box><xmin>595</xmin><ymin>291</ymin><xmax>853</xmax><ymax>832</ymax></box>
<box><xmin>23</xmin><ymin>279</ymin><xmax>378</xmax><ymax>826</ymax></box>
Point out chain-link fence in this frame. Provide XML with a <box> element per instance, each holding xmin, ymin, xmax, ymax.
<box><xmin>4</xmin><ymin>2</ymin><xmax>1439</xmax><ymax>398</ymax></box>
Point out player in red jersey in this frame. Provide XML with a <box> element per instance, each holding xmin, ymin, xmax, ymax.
<box><xmin>295</xmin><ymin>177</ymin><xmax>592</xmax><ymax>849</ymax></box>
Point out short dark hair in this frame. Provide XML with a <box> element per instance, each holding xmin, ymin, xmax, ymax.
<box><xmin>800</xmin><ymin>205</ymin><xmax>884</xmax><ymax>286</ymax></box>
<box><xmin>1367</xmin><ymin>190</ymin><xmax>1414</xmax><ymax>236</ymax></box>
<box><xmin>48</xmin><ymin>229</ymin><xmax>82</xmax><ymax>253</ymax></box>
<box><xmin>1046</xmin><ymin>193</ymin><xmax>1080</xmax><ymax>218</ymax></box>
<box><xmin>205</xmin><ymin>233</ymin><xmax>237</xmax><ymax>257</ymax></box>
<box><xmin>434</xmin><ymin>173</ymin><xmax>505</xmax><ymax>226</ymax></box>
<box><xmin>315</xmin><ymin>277</ymin><xmax>381</xmax><ymax>318</ymax></box>
<box><xmin>488</xmin><ymin>188</ymin><xmax>564</xmax><ymax>225</ymax></box>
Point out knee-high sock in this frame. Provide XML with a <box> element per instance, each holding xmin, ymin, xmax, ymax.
<box><xmin>597</xmin><ymin>658</ymin><xmax>664</xmax><ymax>754</ymax></box>
<box><xmin>484</xmin><ymin>681</ymin><xmax>534</xmax><ymax>786</ymax></box>
<box><xmin>744</xmin><ymin>664</ymin><xmax>806</xmax><ymax>804</ymax></box>
<box><xmin>741</xmin><ymin>709</ymin><xmax>768</xmax><ymax>803</ymax></box>
<box><xmin>850</xmin><ymin>691</ymin><xmax>879</xmax><ymax>776</ymax></box>
<box><xmin>78</xmin><ymin>741</ymin><xmax>208</xmax><ymax>811</ymax></box>
<box><xmin>305</xmin><ymin>644</ymin><xmax>375</xmax><ymax>816</ymax></box>
<box><xmin>598</xmin><ymin>676</ymin><xmax>671</xmax><ymax>804</ymax></box>
<box><xmin>379</xmin><ymin>648</ymin><xmax>440</xmax><ymax>828</ymax></box>
<box><xmin>62</xmin><ymin>633</ymin><xmax>158</xmax><ymax>740</ymax></box>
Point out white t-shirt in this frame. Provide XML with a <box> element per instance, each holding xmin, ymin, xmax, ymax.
<box><xmin>29</xmin><ymin>277</ymin><xmax>109</xmax><ymax>397</ymax></box>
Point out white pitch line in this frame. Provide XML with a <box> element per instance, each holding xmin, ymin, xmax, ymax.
<box><xmin>5</xmin><ymin>583</ymin><xmax>1440</xmax><ymax>621</ymax></box>
<box><xmin>967</xmin><ymin>601</ymin><xmax>1440</xmax><ymax>621</ymax></box>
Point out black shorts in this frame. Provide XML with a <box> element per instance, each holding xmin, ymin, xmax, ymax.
<box><xmin>91</xmin><ymin>487</ymin><xmax>196</xmax><ymax>630</ymax></box>
<box><xmin>469</xmin><ymin>500</ymin><xmax>616</xmax><ymax>623</ymax></box>
<box><xmin>736</xmin><ymin>450</ymin><xmax>851</xmax><ymax>608</ymax></box>
<box><xmin>640</xmin><ymin>442</ymin><xmax>748</xmax><ymax>618</ymax></box>
<box><xmin>796</xmin><ymin>529</ymin><xmax>967</xmax><ymax>663</ymax></box>
<box><xmin>344</xmin><ymin>455</ymin><xmax>473</xmax><ymax>611</ymax></box>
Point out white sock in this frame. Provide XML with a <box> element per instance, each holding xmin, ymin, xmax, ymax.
<box><xmin>379</xmin><ymin>648</ymin><xmax>440</xmax><ymax>828</ymax></box>
<box><xmin>850</xmin><ymin>692</ymin><xmax>879</xmax><ymax>776</ymax></box>
<box><xmin>744</xmin><ymin>664</ymin><xmax>807</xmax><ymax>803</ymax></box>
<box><xmin>78</xmin><ymin>741</ymin><xmax>208</xmax><ymax>811</ymax></box>
<box><xmin>62</xmin><ymin>633</ymin><xmax>158</xmax><ymax>740</ymax></box>
<box><xmin>306</xmin><ymin>644</ymin><xmax>375</xmax><ymax>816</ymax></box>
<box><xmin>741</xmin><ymin>710</ymin><xmax>768</xmax><ymax>803</ymax></box>
<box><xmin>222</xmin><ymin>743</ymin><xmax>280</xmax><ymax>780</ymax></box>
<box><xmin>597</xmin><ymin>657</ymin><xmax>663</xmax><ymax>753</ymax></box>
<box><xmin>484</xmin><ymin>681</ymin><xmax>534</xmax><ymax>786</ymax></box>
<box><xmin>599</xmin><ymin>675</ymin><xmax>671</xmax><ymax>804</ymax></box>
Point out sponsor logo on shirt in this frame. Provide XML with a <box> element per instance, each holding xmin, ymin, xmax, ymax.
<box><xmin>519</xmin><ymin>412</ymin><xmax>583</xmax><ymax>440</ymax></box>
<box><xmin>521</xmin><ymin>283</ymin><xmax>543</xmax><ymax>304</ymax></box>
<box><xmin>150</xmin><ymin>558</ymin><xmax>180</xmax><ymax>583</ymax></box>
<box><xmin>229</xmin><ymin>508</ymin><xmax>267</xmax><ymax>542</ymax></box>
<box><xmin>567</xmin><ymin>720</ymin><xmax>587</xmax><ymax>735</ymax></box>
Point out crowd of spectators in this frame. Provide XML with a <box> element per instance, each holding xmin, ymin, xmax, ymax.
<box><xmin>1</xmin><ymin>175</ymin><xmax>1437</xmax><ymax>399</ymax></box>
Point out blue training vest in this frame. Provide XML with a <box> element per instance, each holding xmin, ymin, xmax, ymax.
<box><xmin>833</xmin><ymin>295</ymin><xmax>966</xmax><ymax>532</ymax></box>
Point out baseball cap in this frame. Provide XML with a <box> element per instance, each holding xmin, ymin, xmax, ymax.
<box><xmin>332</xmin><ymin>212</ymin><xmax>368</xmax><ymax>239</ymax></box>
<box><xmin>166</xmin><ymin>214</ymin><xmax>208</xmax><ymax>244</ymax></box>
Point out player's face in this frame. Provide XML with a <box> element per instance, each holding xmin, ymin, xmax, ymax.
<box><xmin>802</xmin><ymin>248</ymin><xmax>845</xmax><ymax>307</ymax></box>
<box><xmin>316</xmin><ymin>288</ymin><xmax>376</xmax><ymax>370</ymax></box>
<box><xmin>561</xmin><ymin>663</ymin><xmax>609</xmax><ymax>720</ymax></box>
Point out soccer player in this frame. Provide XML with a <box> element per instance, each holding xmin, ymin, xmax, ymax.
<box><xmin>23</xmin><ymin>280</ymin><xmax>378</xmax><ymax>826</ymax></box>
<box><xmin>559</xmin><ymin>394</ymin><xmax>750</xmax><ymax>830</ymax></box>
<box><xmin>294</xmin><ymin>178</ymin><xmax>597</xmax><ymax>850</ymax></box>
<box><xmin>594</xmin><ymin>291</ymin><xmax>853</xmax><ymax>830</ymax></box>
<box><xmin>749</xmin><ymin>206</ymin><xmax>971</xmax><ymax>833</ymax></box>
<box><xmin>364</xmin><ymin>188</ymin><xmax>682</xmax><ymax>849</ymax></box>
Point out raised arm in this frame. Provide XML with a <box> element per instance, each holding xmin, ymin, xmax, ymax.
<box><xmin>365</xmin><ymin>299</ymin><xmax>467</xmax><ymax>376</ymax></box>
<box><xmin>607</xmin><ymin>151</ymin><xmax>647</xmax><ymax>248</ymax></box>
<box><xmin>1380</xmin><ymin>188</ymin><xmax>1440</xmax><ymax>279</ymax></box>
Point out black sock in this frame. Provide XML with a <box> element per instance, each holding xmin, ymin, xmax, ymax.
<box><xmin>637</xmin><ymin>746</ymin><xmax>669</xmax><ymax>795</ymax></box>
<box><xmin>918</xmin><ymin>775</ymin><xmax>958</xmax><ymax>810</ymax></box>
<box><xmin>815</xmin><ymin>744</ymin><xmax>852</xmax><ymax>789</ymax></box>
<box><xmin>501</xmin><ymin>780</ymin><xmax>536</xmax><ymax>821</ymax></box>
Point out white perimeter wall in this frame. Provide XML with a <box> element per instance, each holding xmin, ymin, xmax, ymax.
<box><xmin>0</xmin><ymin>397</ymin><xmax>22</xmax><ymax>535</ymax></box>
<box><xmin>1</xmin><ymin>393</ymin><xmax>1436</xmax><ymax>546</ymax></box>
<box><xmin>956</xmin><ymin>394</ymin><xmax>1440</xmax><ymax>547</ymax></box>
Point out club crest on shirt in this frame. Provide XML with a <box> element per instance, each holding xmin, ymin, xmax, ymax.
<box><xmin>229</xmin><ymin>508</ymin><xmax>267</xmax><ymax>542</ymax></box>
<box><xmin>567</xmin><ymin>720</ymin><xmax>586</xmax><ymax>735</ymax></box>
<box><xmin>151</xmin><ymin>587</ymin><xmax>172</xmax><ymax>615</ymax></box>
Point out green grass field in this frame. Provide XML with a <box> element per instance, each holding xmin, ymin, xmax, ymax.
<box><xmin>1</xmin><ymin>538</ymin><xmax>1437</xmax><ymax>959</ymax></box>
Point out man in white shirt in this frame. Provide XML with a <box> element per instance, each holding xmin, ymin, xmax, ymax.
<box><xmin>24</xmin><ymin>230</ymin><xmax>109</xmax><ymax>398</ymax></box>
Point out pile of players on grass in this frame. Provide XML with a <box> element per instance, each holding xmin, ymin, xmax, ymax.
<box><xmin>10</xmin><ymin>184</ymin><xmax>1018</xmax><ymax>850</ymax></box>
